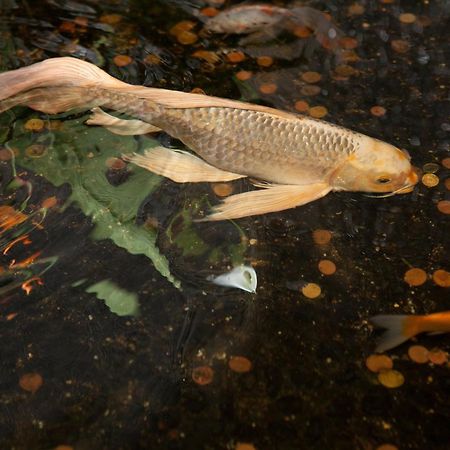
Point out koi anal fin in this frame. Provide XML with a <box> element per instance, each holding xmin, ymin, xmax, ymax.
<box><xmin>202</xmin><ymin>182</ymin><xmax>331</xmax><ymax>221</ymax></box>
<box><xmin>123</xmin><ymin>147</ymin><xmax>245</xmax><ymax>183</ymax></box>
<box><xmin>86</xmin><ymin>107</ymin><xmax>161</xmax><ymax>135</ymax></box>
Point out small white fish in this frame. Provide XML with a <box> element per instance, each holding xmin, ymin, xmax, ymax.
<box><xmin>209</xmin><ymin>265</ymin><xmax>257</xmax><ymax>293</ymax></box>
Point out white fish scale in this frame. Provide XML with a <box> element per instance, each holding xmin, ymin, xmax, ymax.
<box><xmin>149</xmin><ymin>106</ymin><xmax>360</xmax><ymax>184</ymax></box>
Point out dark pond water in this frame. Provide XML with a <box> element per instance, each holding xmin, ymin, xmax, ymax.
<box><xmin>0</xmin><ymin>0</ymin><xmax>449</xmax><ymax>449</ymax></box>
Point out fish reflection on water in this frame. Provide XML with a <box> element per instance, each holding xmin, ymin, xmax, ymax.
<box><xmin>371</xmin><ymin>311</ymin><xmax>450</xmax><ymax>353</ymax></box>
<box><xmin>0</xmin><ymin>57</ymin><xmax>418</xmax><ymax>221</ymax></box>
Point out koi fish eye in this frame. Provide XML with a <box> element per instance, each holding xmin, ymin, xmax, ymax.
<box><xmin>376</xmin><ymin>176</ymin><xmax>392</xmax><ymax>184</ymax></box>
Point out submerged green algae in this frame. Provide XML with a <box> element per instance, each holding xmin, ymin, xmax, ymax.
<box><xmin>6</xmin><ymin>116</ymin><xmax>180</xmax><ymax>288</ymax></box>
<box><xmin>86</xmin><ymin>279</ymin><xmax>140</xmax><ymax>316</ymax></box>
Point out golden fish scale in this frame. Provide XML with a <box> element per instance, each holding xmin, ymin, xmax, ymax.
<box><xmin>154</xmin><ymin>107</ymin><xmax>359</xmax><ymax>184</ymax></box>
<box><xmin>90</xmin><ymin>88</ymin><xmax>360</xmax><ymax>184</ymax></box>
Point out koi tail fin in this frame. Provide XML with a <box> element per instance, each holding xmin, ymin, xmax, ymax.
<box><xmin>0</xmin><ymin>56</ymin><xmax>126</xmax><ymax>103</ymax></box>
<box><xmin>0</xmin><ymin>86</ymin><xmax>104</xmax><ymax>114</ymax></box>
<box><xmin>0</xmin><ymin>57</ymin><xmax>163</xmax><ymax>119</ymax></box>
<box><xmin>370</xmin><ymin>314</ymin><xmax>419</xmax><ymax>353</ymax></box>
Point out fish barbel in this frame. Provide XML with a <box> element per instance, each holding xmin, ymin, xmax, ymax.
<box><xmin>0</xmin><ymin>57</ymin><xmax>418</xmax><ymax>220</ymax></box>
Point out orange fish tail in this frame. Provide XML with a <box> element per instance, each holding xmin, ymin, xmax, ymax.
<box><xmin>370</xmin><ymin>314</ymin><xmax>421</xmax><ymax>353</ymax></box>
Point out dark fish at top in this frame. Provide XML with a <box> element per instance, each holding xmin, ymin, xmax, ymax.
<box><xmin>204</xmin><ymin>3</ymin><xmax>342</xmax><ymax>46</ymax></box>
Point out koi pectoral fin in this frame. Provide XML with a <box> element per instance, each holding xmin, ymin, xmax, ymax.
<box><xmin>201</xmin><ymin>182</ymin><xmax>331</xmax><ymax>221</ymax></box>
<box><xmin>86</xmin><ymin>107</ymin><xmax>161</xmax><ymax>135</ymax></box>
<box><xmin>123</xmin><ymin>147</ymin><xmax>246</xmax><ymax>183</ymax></box>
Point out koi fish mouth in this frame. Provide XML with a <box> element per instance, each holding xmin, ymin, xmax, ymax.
<box><xmin>365</xmin><ymin>166</ymin><xmax>420</xmax><ymax>198</ymax></box>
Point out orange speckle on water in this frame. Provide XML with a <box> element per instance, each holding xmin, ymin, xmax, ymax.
<box><xmin>0</xmin><ymin>147</ymin><xmax>14</xmax><ymax>161</ymax></box>
<box><xmin>19</xmin><ymin>372</ymin><xmax>43</xmax><ymax>393</ymax></box>
<box><xmin>301</xmin><ymin>85</ymin><xmax>321</xmax><ymax>96</ymax></box>
<box><xmin>318</xmin><ymin>259</ymin><xmax>336</xmax><ymax>275</ymax></box>
<box><xmin>437</xmin><ymin>200</ymin><xmax>450</xmax><ymax>215</ymax></box>
<box><xmin>200</xmin><ymin>7</ymin><xmax>219</xmax><ymax>17</ymax></box>
<box><xmin>432</xmin><ymin>269</ymin><xmax>450</xmax><ymax>287</ymax></box>
<box><xmin>100</xmin><ymin>13</ymin><xmax>122</xmax><ymax>25</ymax></box>
<box><xmin>177</xmin><ymin>30</ymin><xmax>198</xmax><ymax>45</ymax></box>
<box><xmin>391</xmin><ymin>39</ymin><xmax>410</xmax><ymax>53</ymax></box>
<box><xmin>74</xmin><ymin>16</ymin><xmax>88</xmax><ymax>28</ymax></box>
<box><xmin>421</xmin><ymin>173</ymin><xmax>439</xmax><ymax>187</ymax></box>
<box><xmin>113</xmin><ymin>55</ymin><xmax>133</xmax><ymax>67</ymax></box>
<box><xmin>378</xmin><ymin>369</ymin><xmax>404</xmax><ymax>388</ymax></box>
<box><xmin>46</xmin><ymin>120</ymin><xmax>63</xmax><ymax>131</ymax></box>
<box><xmin>192</xmin><ymin>366</ymin><xmax>214</xmax><ymax>385</ymax></box>
<box><xmin>54</xmin><ymin>446</ymin><xmax>74</xmax><ymax>450</ymax></box>
<box><xmin>335</xmin><ymin>64</ymin><xmax>358</xmax><ymax>77</ymax></box>
<box><xmin>236</xmin><ymin>70</ymin><xmax>253</xmax><ymax>81</ymax></box>
<box><xmin>365</xmin><ymin>354</ymin><xmax>393</xmax><ymax>373</ymax></box>
<box><xmin>428</xmin><ymin>349</ymin><xmax>448</xmax><ymax>365</ymax></box>
<box><xmin>302</xmin><ymin>283</ymin><xmax>321</xmax><ymax>299</ymax></box>
<box><xmin>25</xmin><ymin>144</ymin><xmax>47</xmax><ymax>158</ymax></box>
<box><xmin>7</xmin><ymin>313</ymin><xmax>18</xmax><ymax>321</ymax></box>
<box><xmin>259</xmin><ymin>83</ymin><xmax>277</xmax><ymax>94</ymax></box>
<box><xmin>312</xmin><ymin>229</ymin><xmax>332</xmax><ymax>245</ymax></box>
<box><xmin>212</xmin><ymin>183</ymin><xmax>233</xmax><ymax>197</ymax></box>
<box><xmin>376</xmin><ymin>445</ymin><xmax>398</xmax><ymax>450</ymax></box>
<box><xmin>301</xmin><ymin>71</ymin><xmax>322</xmax><ymax>83</ymax></box>
<box><xmin>408</xmin><ymin>345</ymin><xmax>429</xmax><ymax>363</ymax></box>
<box><xmin>442</xmin><ymin>157</ymin><xmax>450</xmax><ymax>169</ymax></box>
<box><xmin>348</xmin><ymin>3</ymin><xmax>365</xmax><ymax>15</ymax></box>
<box><xmin>227</xmin><ymin>51</ymin><xmax>246</xmax><ymax>63</ymax></box>
<box><xmin>294</xmin><ymin>100</ymin><xmax>309</xmax><ymax>113</ymax></box>
<box><xmin>422</xmin><ymin>162</ymin><xmax>439</xmax><ymax>173</ymax></box>
<box><xmin>403</xmin><ymin>268</ymin><xmax>427</xmax><ymax>286</ymax></box>
<box><xmin>144</xmin><ymin>54</ymin><xmax>161</xmax><ymax>65</ymax></box>
<box><xmin>192</xmin><ymin>50</ymin><xmax>219</xmax><ymax>63</ymax></box>
<box><xmin>339</xmin><ymin>37</ymin><xmax>358</xmax><ymax>49</ymax></box>
<box><xmin>191</xmin><ymin>87</ymin><xmax>206</xmax><ymax>95</ymax></box>
<box><xmin>229</xmin><ymin>356</ymin><xmax>252</xmax><ymax>373</ymax></box>
<box><xmin>309</xmin><ymin>106</ymin><xmax>328</xmax><ymax>118</ymax></box>
<box><xmin>256</xmin><ymin>56</ymin><xmax>274</xmax><ymax>67</ymax></box>
<box><xmin>106</xmin><ymin>157</ymin><xmax>126</xmax><ymax>170</ymax></box>
<box><xmin>169</xmin><ymin>20</ymin><xmax>196</xmax><ymax>36</ymax></box>
<box><xmin>399</xmin><ymin>13</ymin><xmax>416</xmax><ymax>24</ymax></box>
<box><xmin>59</xmin><ymin>21</ymin><xmax>76</xmax><ymax>34</ymax></box>
<box><xmin>370</xmin><ymin>106</ymin><xmax>386</xmax><ymax>117</ymax></box>
<box><xmin>41</xmin><ymin>197</ymin><xmax>57</xmax><ymax>210</ymax></box>
<box><xmin>235</xmin><ymin>443</ymin><xmax>256</xmax><ymax>450</ymax></box>
<box><xmin>292</xmin><ymin>25</ymin><xmax>312</xmax><ymax>38</ymax></box>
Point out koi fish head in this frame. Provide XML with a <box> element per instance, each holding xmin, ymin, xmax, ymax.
<box><xmin>330</xmin><ymin>138</ymin><xmax>419</xmax><ymax>194</ymax></box>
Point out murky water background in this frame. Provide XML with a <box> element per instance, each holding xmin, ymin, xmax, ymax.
<box><xmin>0</xmin><ymin>1</ymin><xmax>449</xmax><ymax>449</ymax></box>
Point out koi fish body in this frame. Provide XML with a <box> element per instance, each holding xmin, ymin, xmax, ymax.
<box><xmin>0</xmin><ymin>57</ymin><xmax>418</xmax><ymax>220</ymax></box>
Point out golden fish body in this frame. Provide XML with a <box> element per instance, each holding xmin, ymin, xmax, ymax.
<box><xmin>0</xmin><ymin>57</ymin><xmax>419</xmax><ymax>220</ymax></box>
<box><xmin>149</xmin><ymin>106</ymin><xmax>356</xmax><ymax>185</ymax></box>
<box><xmin>87</xmin><ymin>86</ymin><xmax>416</xmax><ymax>193</ymax></box>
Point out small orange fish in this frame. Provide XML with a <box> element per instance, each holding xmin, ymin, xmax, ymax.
<box><xmin>370</xmin><ymin>311</ymin><xmax>450</xmax><ymax>352</ymax></box>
